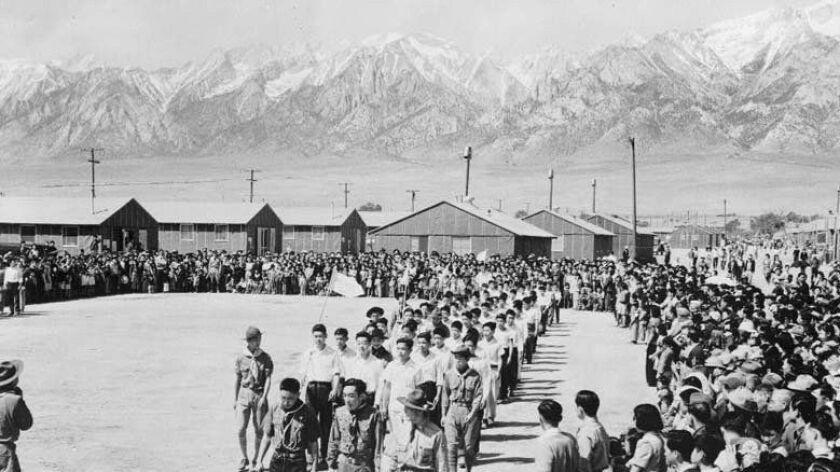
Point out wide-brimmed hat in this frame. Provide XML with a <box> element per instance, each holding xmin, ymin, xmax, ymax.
<box><xmin>729</xmin><ymin>389</ymin><xmax>758</xmax><ymax>413</ymax></box>
<box><xmin>0</xmin><ymin>360</ymin><xmax>23</xmax><ymax>388</ymax></box>
<box><xmin>787</xmin><ymin>374</ymin><xmax>818</xmax><ymax>392</ymax></box>
<box><xmin>762</xmin><ymin>372</ymin><xmax>784</xmax><ymax>388</ymax></box>
<box><xmin>705</xmin><ymin>356</ymin><xmax>726</xmax><ymax>369</ymax></box>
<box><xmin>397</xmin><ymin>389</ymin><xmax>433</xmax><ymax>412</ymax></box>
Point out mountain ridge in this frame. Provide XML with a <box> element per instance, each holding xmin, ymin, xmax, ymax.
<box><xmin>3</xmin><ymin>1</ymin><xmax>840</xmax><ymax>161</ymax></box>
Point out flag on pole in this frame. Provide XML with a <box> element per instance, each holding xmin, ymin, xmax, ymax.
<box><xmin>476</xmin><ymin>250</ymin><xmax>488</xmax><ymax>262</ymax></box>
<box><xmin>329</xmin><ymin>271</ymin><xmax>365</xmax><ymax>297</ymax></box>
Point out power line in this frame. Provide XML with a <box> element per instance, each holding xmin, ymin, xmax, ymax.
<box><xmin>38</xmin><ymin>177</ymin><xmax>237</xmax><ymax>189</ymax></box>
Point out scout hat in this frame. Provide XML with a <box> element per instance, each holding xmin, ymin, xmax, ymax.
<box><xmin>0</xmin><ymin>360</ymin><xmax>23</xmax><ymax>388</ymax></box>
<box><xmin>244</xmin><ymin>326</ymin><xmax>263</xmax><ymax>340</ymax></box>
<box><xmin>398</xmin><ymin>389</ymin><xmax>433</xmax><ymax>412</ymax></box>
<box><xmin>451</xmin><ymin>345</ymin><xmax>475</xmax><ymax>359</ymax></box>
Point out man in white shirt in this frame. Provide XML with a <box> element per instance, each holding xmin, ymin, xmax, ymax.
<box><xmin>523</xmin><ymin>296</ymin><xmax>541</xmax><ymax>364</ymax></box>
<box><xmin>477</xmin><ymin>322</ymin><xmax>503</xmax><ymax>423</ymax></box>
<box><xmin>495</xmin><ymin>313</ymin><xmax>517</xmax><ymax>402</ymax></box>
<box><xmin>535</xmin><ymin>400</ymin><xmax>581</xmax><ymax>472</ymax></box>
<box><xmin>3</xmin><ymin>260</ymin><xmax>24</xmax><ymax>316</ymax></box>
<box><xmin>411</xmin><ymin>332</ymin><xmax>444</xmax><ymax>425</ymax></box>
<box><xmin>333</xmin><ymin>327</ymin><xmax>356</xmax><ymax>362</ymax></box>
<box><xmin>378</xmin><ymin>337</ymin><xmax>421</xmax><ymax>472</ymax></box>
<box><xmin>299</xmin><ymin>323</ymin><xmax>342</xmax><ymax>468</ymax></box>
<box><xmin>343</xmin><ymin>331</ymin><xmax>385</xmax><ymax>407</ymax></box>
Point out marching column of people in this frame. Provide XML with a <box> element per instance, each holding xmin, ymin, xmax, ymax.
<box><xmin>237</xmin><ymin>290</ymin><xmax>561</xmax><ymax>471</ymax></box>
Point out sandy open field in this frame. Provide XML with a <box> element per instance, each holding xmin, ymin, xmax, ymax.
<box><xmin>1</xmin><ymin>294</ymin><xmax>651</xmax><ymax>472</ymax></box>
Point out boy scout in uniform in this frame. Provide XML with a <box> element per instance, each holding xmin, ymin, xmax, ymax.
<box><xmin>327</xmin><ymin>378</ymin><xmax>382</xmax><ymax>472</ymax></box>
<box><xmin>396</xmin><ymin>389</ymin><xmax>449</xmax><ymax>472</ymax></box>
<box><xmin>441</xmin><ymin>346</ymin><xmax>483</xmax><ymax>472</ymax></box>
<box><xmin>256</xmin><ymin>378</ymin><xmax>320</xmax><ymax>472</ymax></box>
<box><xmin>235</xmin><ymin>326</ymin><xmax>274</xmax><ymax>472</ymax></box>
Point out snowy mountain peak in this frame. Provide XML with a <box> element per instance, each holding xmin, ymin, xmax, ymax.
<box><xmin>806</xmin><ymin>0</ymin><xmax>840</xmax><ymax>36</ymax></box>
<box><xmin>701</xmin><ymin>6</ymin><xmax>816</xmax><ymax>72</ymax></box>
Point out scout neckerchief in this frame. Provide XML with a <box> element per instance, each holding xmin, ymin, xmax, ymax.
<box><xmin>280</xmin><ymin>401</ymin><xmax>305</xmax><ymax>450</ymax></box>
<box><xmin>244</xmin><ymin>348</ymin><xmax>263</xmax><ymax>387</ymax></box>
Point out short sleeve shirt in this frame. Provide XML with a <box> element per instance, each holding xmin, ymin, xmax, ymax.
<box><xmin>301</xmin><ymin>346</ymin><xmax>343</xmax><ymax>383</ymax></box>
<box><xmin>381</xmin><ymin>359</ymin><xmax>420</xmax><ymax>409</ymax></box>
<box><xmin>235</xmin><ymin>349</ymin><xmax>274</xmax><ymax>391</ymax></box>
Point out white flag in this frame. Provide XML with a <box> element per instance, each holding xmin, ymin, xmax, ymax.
<box><xmin>330</xmin><ymin>271</ymin><xmax>365</xmax><ymax>297</ymax></box>
<box><xmin>476</xmin><ymin>250</ymin><xmax>488</xmax><ymax>262</ymax></box>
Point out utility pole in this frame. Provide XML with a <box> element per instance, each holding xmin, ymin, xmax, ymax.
<box><xmin>629</xmin><ymin>138</ymin><xmax>638</xmax><ymax>260</ymax></box>
<box><xmin>548</xmin><ymin>167</ymin><xmax>554</xmax><ymax>210</ymax></box>
<box><xmin>339</xmin><ymin>182</ymin><xmax>351</xmax><ymax>209</ymax></box>
<box><xmin>498</xmin><ymin>199</ymin><xmax>503</xmax><ymax>211</ymax></box>
<box><xmin>81</xmin><ymin>148</ymin><xmax>103</xmax><ymax>214</ymax></box>
<box><xmin>591</xmin><ymin>178</ymin><xmax>597</xmax><ymax>214</ymax></box>
<box><xmin>245</xmin><ymin>169</ymin><xmax>260</xmax><ymax>203</ymax></box>
<box><xmin>723</xmin><ymin>199</ymin><xmax>728</xmax><ymax>241</ymax></box>
<box><xmin>406</xmin><ymin>189</ymin><xmax>419</xmax><ymax>212</ymax></box>
<box><xmin>463</xmin><ymin>146</ymin><xmax>472</xmax><ymax>197</ymax></box>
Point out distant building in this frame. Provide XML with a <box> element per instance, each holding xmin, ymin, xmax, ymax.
<box><xmin>358</xmin><ymin>211</ymin><xmax>411</xmax><ymax>251</ymax></box>
<box><xmin>780</xmin><ymin>219</ymin><xmax>835</xmax><ymax>248</ymax></box>
<box><xmin>669</xmin><ymin>225</ymin><xmax>725</xmax><ymax>249</ymax></box>
<box><xmin>370</xmin><ymin>200</ymin><xmax>554</xmax><ymax>257</ymax></box>
<box><xmin>522</xmin><ymin>209</ymin><xmax>614</xmax><ymax>260</ymax></box>
<box><xmin>277</xmin><ymin>207</ymin><xmax>366</xmax><ymax>253</ymax></box>
<box><xmin>0</xmin><ymin>197</ymin><xmax>157</xmax><ymax>254</ymax></box>
<box><xmin>581</xmin><ymin>213</ymin><xmax>655</xmax><ymax>262</ymax></box>
<box><xmin>143</xmin><ymin>201</ymin><xmax>282</xmax><ymax>254</ymax></box>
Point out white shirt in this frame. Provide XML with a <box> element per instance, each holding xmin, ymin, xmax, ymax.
<box><xmin>381</xmin><ymin>359</ymin><xmax>420</xmax><ymax>410</ymax></box>
<box><xmin>344</xmin><ymin>354</ymin><xmax>385</xmax><ymax>397</ymax></box>
<box><xmin>4</xmin><ymin>266</ymin><xmax>23</xmax><ymax>284</ymax></box>
<box><xmin>300</xmin><ymin>345</ymin><xmax>343</xmax><ymax>384</ymax></box>
<box><xmin>411</xmin><ymin>350</ymin><xmax>443</xmax><ymax>386</ymax></box>
<box><xmin>477</xmin><ymin>338</ymin><xmax>503</xmax><ymax>365</ymax></box>
<box><xmin>336</xmin><ymin>346</ymin><xmax>356</xmax><ymax>362</ymax></box>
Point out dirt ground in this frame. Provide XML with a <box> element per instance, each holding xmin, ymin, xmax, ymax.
<box><xmin>1</xmin><ymin>295</ymin><xmax>651</xmax><ymax>472</ymax></box>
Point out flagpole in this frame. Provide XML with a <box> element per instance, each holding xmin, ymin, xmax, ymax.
<box><xmin>318</xmin><ymin>273</ymin><xmax>334</xmax><ymax>322</ymax></box>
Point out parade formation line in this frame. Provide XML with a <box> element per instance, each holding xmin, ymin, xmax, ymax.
<box><xmin>474</xmin><ymin>309</ymin><xmax>652</xmax><ymax>472</ymax></box>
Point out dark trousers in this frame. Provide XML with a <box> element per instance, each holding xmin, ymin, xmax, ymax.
<box><xmin>5</xmin><ymin>283</ymin><xmax>20</xmax><ymax>314</ymax></box>
<box><xmin>539</xmin><ymin>310</ymin><xmax>548</xmax><ymax>335</ymax></box>
<box><xmin>306</xmin><ymin>381</ymin><xmax>333</xmax><ymax>460</ymax></box>
<box><xmin>510</xmin><ymin>348</ymin><xmax>520</xmax><ymax>389</ymax></box>
<box><xmin>525</xmin><ymin>333</ymin><xmax>537</xmax><ymax>364</ymax></box>
<box><xmin>418</xmin><ymin>381</ymin><xmax>441</xmax><ymax>427</ymax></box>
<box><xmin>499</xmin><ymin>347</ymin><xmax>521</xmax><ymax>393</ymax></box>
<box><xmin>269</xmin><ymin>453</ymin><xmax>307</xmax><ymax>472</ymax></box>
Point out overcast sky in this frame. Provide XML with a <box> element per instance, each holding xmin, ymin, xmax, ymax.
<box><xmin>0</xmin><ymin>0</ymin><xmax>820</xmax><ymax>68</ymax></box>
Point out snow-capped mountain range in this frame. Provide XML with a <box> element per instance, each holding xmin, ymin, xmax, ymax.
<box><xmin>4</xmin><ymin>0</ymin><xmax>840</xmax><ymax>161</ymax></box>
